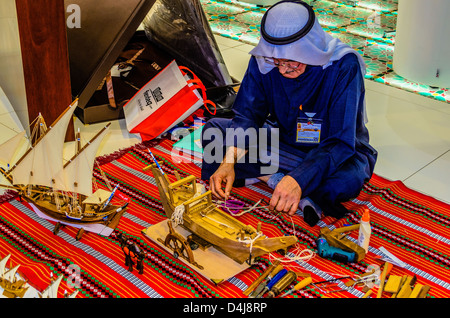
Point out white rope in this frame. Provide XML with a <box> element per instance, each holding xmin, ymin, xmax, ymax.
<box><xmin>216</xmin><ymin>197</ymin><xmax>316</xmax><ymax>262</ymax></box>
<box><xmin>238</xmin><ymin>232</ymin><xmax>264</xmax><ymax>255</ymax></box>
<box><xmin>268</xmin><ymin>215</ymin><xmax>316</xmax><ymax>264</ymax></box>
<box><xmin>171</xmin><ymin>204</ymin><xmax>185</xmax><ymax>227</ymax></box>
<box><xmin>170</xmin><ymin>183</ymin><xmax>205</xmax><ymax>227</ymax></box>
<box><xmin>269</xmin><ymin>244</ymin><xmax>315</xmax><ymax>264</ymax></box>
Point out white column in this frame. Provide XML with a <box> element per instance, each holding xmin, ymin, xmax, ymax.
<box><xmin>393</xmin><ymin>0</ymin><xmax>450</xmax><ymax>88</ymax></box>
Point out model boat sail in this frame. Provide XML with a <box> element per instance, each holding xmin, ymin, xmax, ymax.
<box><xmin>40</xmin><ymin>274</ymin><xmax>64</xmax><ymax>298</ymax></box>
<box><xmin>0</xmin><ymin>100</ymin><xmax>128</xmax><ymax>229</ymax></box>
<box><xmin>143</xmin><ymin>159</ymin><xmax>298</xmax><ymax>265</ymax></box>
<box><xmin>0</xmin><ymin>254</ymin><xmax>29</xmax><ymax>298</ymax></box>
<box><xmin>40</xmin><ymin>273</ymin><xmax>78</xmax><ymax>298</ymax></box>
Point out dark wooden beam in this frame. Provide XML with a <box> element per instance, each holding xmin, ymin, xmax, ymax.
<box><xmin>15</xmin><ymin>0</ymin><xmax>74</xmax><ymax>141</ymax></box>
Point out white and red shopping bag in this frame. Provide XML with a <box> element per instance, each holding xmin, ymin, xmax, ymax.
<box><xmin>124</xmin><ymin>60</ymin><xmax>215</xmax><ymax>141</ymax></box>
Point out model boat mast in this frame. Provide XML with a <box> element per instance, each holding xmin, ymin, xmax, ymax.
<box><xmin>0</xmin><ymin>99</ymin><xmax>127</xmax><ymax>238</ymax></box>
<box><xmin>143</xmin><ymin>156</ymin><xmax>298</xmax><ymax>266</ymax></box>
<box><xmin>5</xmin><ymin>100</ymin><xmax>109</xmax><ymax>197</ymax></box>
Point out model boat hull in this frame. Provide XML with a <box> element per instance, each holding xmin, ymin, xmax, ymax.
<box><xmin>185</xmin><ymin>216</ymin><xmax>297</xmax><ymax>264</ymax></box>
<box><xmin>144</xmin><ymin>163</ymin><xmax>298</xmax><ymax>264</ymax></box>
<box><xmin>22</xmin><ymin>191</ymin><xmax>123</xmax><ymax>225</ymax></box>
<box><xmin>0</xmin><ymin>102</ymin><xmax>127</xmax><ymax>240</ymax></box>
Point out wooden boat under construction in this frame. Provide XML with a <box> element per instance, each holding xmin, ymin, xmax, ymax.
<box><xmin>142</xmin><ymin>162</ymin><xmax>298</xmax><ymax>265</ymax></box>
<box><xmin>0</xmin><ymin>100</ymin><xmax>127</xmax><ymax>239</ymax></box>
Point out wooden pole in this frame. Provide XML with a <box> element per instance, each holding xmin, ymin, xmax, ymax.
<box><xmin>15</xmin><ymin>0</ymin><xmax>74</xmax><ymax>141</ymax></box>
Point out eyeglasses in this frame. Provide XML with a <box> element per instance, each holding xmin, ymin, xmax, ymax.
<box><xmin>264</xmin><ymin>57</ymin><xmax>303</xmax><ymax>71</ymax></box>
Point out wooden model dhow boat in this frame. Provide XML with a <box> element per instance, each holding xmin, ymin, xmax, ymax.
<box><xmin>0</xmin><ymin>254</ymin><xmax>29</xmax><ymax>298</ymax></box>
<box><xmin>0</xmin><ymin>100</ymin><xmax>128</xmax><ymax>237</ymax></box>
<box><xmin>143</xmin><ymin>162</ymin><xmax>298</xmax><ymax>265</ymax></box>
<box><xmin>40</xmin><ymin>273</ymin><xmax>78</xmax><ymax>298</ymax></box>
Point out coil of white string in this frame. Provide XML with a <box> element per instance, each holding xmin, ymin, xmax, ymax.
<box><xmin>171</xmin><ymin>185</ymin><xmax>204</xmax><ymax>227</ymax></box>
<box><xmin>171</xmin><ymin>204</ymin><xmax>185</xmax><ymax>227</ymax></box>
<box><xmin>217</xmin><ymin>197</ymin><xmax>316</xmax><ymax>263</ymax></box>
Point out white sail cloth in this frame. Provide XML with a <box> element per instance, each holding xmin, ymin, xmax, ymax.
<box><xmin>9</xmin><ymin>104</ymin><xmax>76</xmax><ymax>190</ymax></box>
<box><xmin>8</xmin><ymin>100</ymin><xmax>110</xmax><ymax>197</ymax></box>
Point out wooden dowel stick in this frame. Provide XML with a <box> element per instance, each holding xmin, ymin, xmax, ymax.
<box><xmin>377</xmin><ymin>262</ymin><xmax>392</xmax><ymax>298</ymax></box>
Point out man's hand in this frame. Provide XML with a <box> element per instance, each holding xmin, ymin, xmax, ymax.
<box><xmin>269</xmin><ymin>175</ymin><xmax>302</xmax><ymax>216</ymax></box>
<box><xmin>209</xmin><ymin>146</ymin><xmax>247</xmax><ymax>200</ymax></box>
<box><xmin>210</xmin><ymin>162</ymin><xmax>235</xmax><ymax>200</ymax></box>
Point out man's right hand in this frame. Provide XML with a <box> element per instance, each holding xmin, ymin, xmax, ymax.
<box><xmin>209</xmin><ymin>162</ymin><xmax>235</xmax><ymax>200</ymax></box>
<box><xmin>269</xmin><ymin>175</ymin><xmax>302</xmax><ymax>216</ymax></box>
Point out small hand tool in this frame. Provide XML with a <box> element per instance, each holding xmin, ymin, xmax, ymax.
<box><xmin>267</xmin><ymin>271</ymin><xmax>298</xmax><ymax>298</ymax></box>
<box><xmin>256</xmin><ymin>268</ymin><xmax>288</xmax><ymax>298</ymax></box>
<box><xmin>313</xmin><ymin>276</ymin><xmax>351</xmax><ymax>286</ymax></box>
<box><xmin>319</xmin><ymin>225</ymin><xmax>366</xmax><ymax>262</ymax></box>
<box><xmin>249</xmin><ymin>265</ymin><xmax>283</xmax><ymax>298</ymax></box>
<box><xmin>147</xmin><ymin>149</ymin><xmax>164</xmax><ymax>175</ymax></box>
<box><xmin>316</xmin><ymin>236</ymin><xmax>357</xmax><ymax>263</ymax></box>
<box><xmin>279</xmin><ymin>276</ymin><xmax>312</xmax><ymax>297</ymax></box>
<box><xmin>344</xmin><ymin>269</ymin><xmax>380</xmax><ymax>289</ymax></box>
<box><xmin>311</xmin><ymin>276</ymin><xmax>351</xmax><ymax>294</ymax></box>
<box><xmin>243</xmin><ymin>260</ymin><xmax>280</xmax><ymax>296</ymax></box>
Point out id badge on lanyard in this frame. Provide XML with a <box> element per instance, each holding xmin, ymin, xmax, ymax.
<box><xmin>296</xmin><ymin>116</ymin><xmax>322</xmax><ymax>144</ymax></box>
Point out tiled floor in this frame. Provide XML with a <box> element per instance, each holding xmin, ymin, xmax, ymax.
<box><xmin>1</xmin><ymin>35</ymin><xmax>450</xmax><ymax>206</ymax></box>
<box><xmin>202</xmin><ymin>0</ymin><xmax>450</xmax><ymax>104</ymax></box>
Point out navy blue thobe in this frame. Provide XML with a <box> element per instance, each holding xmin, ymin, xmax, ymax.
<box><xmin>201</xmin><ymin>53</ymin><xmax>377</xmax><ymax>218</ymax></box>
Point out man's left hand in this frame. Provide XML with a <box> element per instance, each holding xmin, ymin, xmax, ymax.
<box><xmin>269</xmin><ymin>175</ymin><xmax>302</xmax><ymax>216</ymax></box>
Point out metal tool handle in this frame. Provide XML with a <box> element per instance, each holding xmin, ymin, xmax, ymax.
<box><xmin>243</xmin><ymin>260</ymin><xmax>280</xmax><ymax>296</ymax></box>
<box><xmin>249</xmin><ymin>265</ymin><xmax>284</xmax><ymax>298</ymax></box>
<box><xmin>267</xmin><ymin>269</ymin><xmax>288</xmax><ymax>290</ymax></box>
<box><xmin>268</xmin><ymin>271</ymin><xmax>297</xmax><ymax>298</ymax></box>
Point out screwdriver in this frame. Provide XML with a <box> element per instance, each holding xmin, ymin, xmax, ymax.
<box><xmin>249</xmin><ymin>265</ymin><xmax>283</xmax><ymax>298</ymax></box>
<box><xmin>279</xmin><ymin>276</ymin><xmax>313</xmax><ymax>297</ymax></box>
<box><xmin>243</xmin><ymin>260</ymin><xmax>280</xmax><ymax>296</ymax></box>
<box><xmin>257</xmin><ymin>268</ymin><xmax>288</xmax><ymax>298</ymax></box>
<box><xmin>267</xmin><ymin>271</ymin><xmax>298</xmax><ymax>298</ymax></box>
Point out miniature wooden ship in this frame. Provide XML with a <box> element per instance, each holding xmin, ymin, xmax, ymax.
<box><xmin>142</xmin><ymin>162</ymin><xmax>298</xmax><ymax>265</ymax></box>
<box><xmin>0</xmin><ymin>254</ymin><xmax>29</xmax><ymax>298</ymax></box>
<box><xmin>40</xmin><ymin>273</ymin><xmax>78</xmax><ymax>298</ymax></box>
<box><xmin>0</xmin><ymin>100</ymin><xmax>128</xmax><ymax>239</ymax></box>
